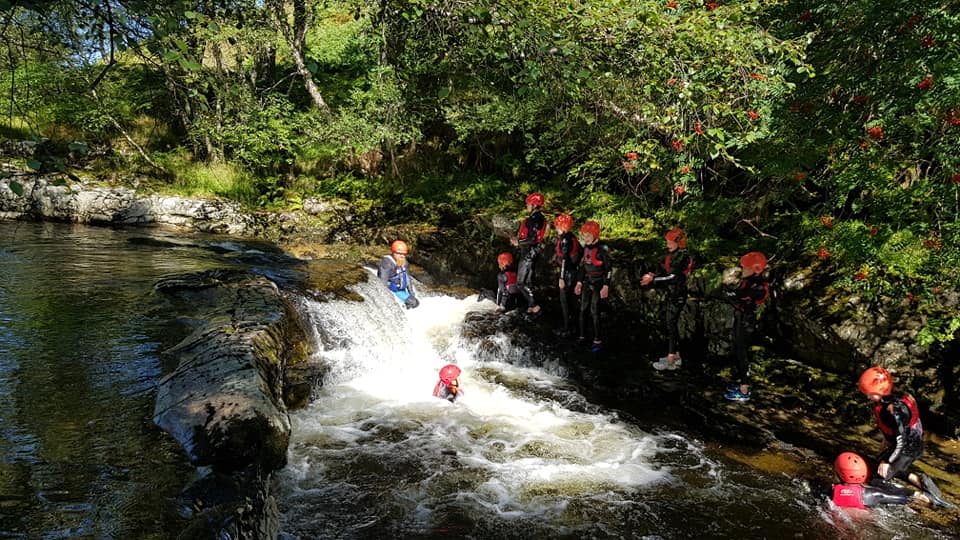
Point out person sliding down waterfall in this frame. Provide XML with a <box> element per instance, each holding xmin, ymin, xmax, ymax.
<box><xmin>432</xmin><ymin>364</ymin><xmax>464</xmax><ymax>403</ymax></box>
<box><xmin>378</xmin><ymin>240</ymin><xmax>419</xmax><ymax>309</ymax></box>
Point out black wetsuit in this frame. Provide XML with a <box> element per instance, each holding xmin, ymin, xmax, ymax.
<box><xmin>651</xmin><ymin>249</ymin><xmax>693</xmax><ymax>355</ymax></box>
<box><xmin>496</xmin><ymin>269</ymin><xmax>521</xmax><ymax>311</ymax></box>
<box><xmin>832</xmin><ymin>482</ymin><xmax>915</xmax><ymax>509</ymax></box>
<box><xmin>516</xmin><ymin>210</ymin><xmax>546</xmax><ymax>308</ymax></box>
<box><xmin>874</xmin><ymin>393</ymin><xmax>924</xmax><ymax>481</ymax></box>
<box><xmin>555</xmin><ymin>231</ymin><xmax>582</xmax><ymax>333</ymax></box>
<box><xmin>726</xmin><ymin>273</ymin><xmax>768</xmax><ymax>385</ymax></box>
<box><xmin>576</xmin><ymin>242</ymin><xmax>612</xmax><ymax>342</ymax></box>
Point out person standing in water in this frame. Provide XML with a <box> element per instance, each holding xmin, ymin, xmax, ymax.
<box><xmin>495</xmin><ymin>252</ymin><xmax>522</xmax><ymax>313</ymax></box>
<box><xmin>433</xmin><ymin>364</ymin><xmax>464</xmax><ymax>403</ymax></box>
<box><xmin>856</xmin><ymin>366</ymin><xmax>955</xmax><ymax>509</ymax></box>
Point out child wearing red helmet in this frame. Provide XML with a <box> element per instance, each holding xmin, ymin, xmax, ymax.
<box><xmin>857</xmin><ymin>366</ymin><xmax>955</xmax><ymax>508</ymax></box>
<box><xmin>510</xmin><ymin>193</ymin><xmax>546</xmax><ymax>314</ymax></box>
<box><xmin>831</xmin><ymin>451</ymin><xmax>942</xmax><ymax>509</ymax></box>
<box><xmin>574</xmin><ymin>220</ymin><xmax>612</xmax><ymax>352</ymax></box>
<box><xmin>495</xmin><ymin>252</ymin><xmax>522</xmax><ymax>313</ymax></box>
<box><xmin>643</xmin><ymin>228</ymin><xmax>693</xmax><ymax>370</ymax></box>
<box><xmin>552</xmin><ymin>214</ymin><xmax>582</xmax><ymax>336</ymax></box>
<box><xmin>722</xmin><ymin>251</ymin><xmax>770</xmax><ymax>402</ymax></box>
<box><xmin>378</xmin><ymin>239</ymin><xmax>419</xmax><ymax>309</ymax></box>
<box><xmin>433</xmin><ymin>364</ymin><xmax>464</xmax><ymax>403</ymax></box>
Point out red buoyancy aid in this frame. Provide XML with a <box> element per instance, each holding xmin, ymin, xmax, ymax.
<box><xmin>664</xmin><ymin>253</ymin><xmax>695</xmax><ymax>275</ymax></box>
<box><xmin>873</xmin><ymin>393</ymin><xmax>921</xmax><ymax>437</ymax></box>
<box><xmin>832</xmin><ymin>484</ymin><xmax>867</xmax><ymax>510</ymax></box>
<box><xmin>504</xmin><ymin>271</ymin><xmax>518</xmax><ymax>287</ymax></box>
<box><xmin>743</xmin><ymin>280</ymin><xmax>770</xmax><ymax>306</ymax></box>
<box><xmin>583</xmin><ymin>245</ymin><xmax>610</xmax><ymax>277</ymax></box>
<box><xmin>555</xmin><ymin>234</ymin><xmax>581</xmax><ymax>261</ymax></box>
<box><xmin>518</xmin><ymin>212</ymin><xmax>546</xmax><ymax>243</ymax></box>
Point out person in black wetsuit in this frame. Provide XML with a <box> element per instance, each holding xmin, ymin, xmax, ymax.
<box><xmin>857</xmin><ymin>366</ymin><xmax>956</xmax><ymax>509</ymax></box>
<box><xmin>574</xmin><ymin>220</ymin><xmax>612</xmax><ymax>352</ymax></box>
<box><xmin>378</xmin><ymin>239</ymin><xmax>419</xmax><ymax>309</ymax></box>
<box><xmin>510</xmin><ymin>192</ymin><xmax>546</xmax><ymax>315</ymax></box>
<box><xmin>642</xmin><ymin>228</ymin><xmax>693</xmax><ymax>371</ymax></box>
<box><xmin>831</xmin><ymin>451</ymin><xmax>942</xmax><ymax>510</ymax></box>
<box><xmin>723</xmin><ymin>251</ymin><xmax>769</xmax><ymax>402</ymax></box>
<box><xmin>552</xmin><ymin>213</ymin><xmax>581</xmax><ymax>336</ymax></box>
<box><xmin>495</xmin><ymin>252</ymin><xmax>522</xmax><ymax>313</ymax></box>
<box><xmin>433</xmin><ymin>364</ymin><xmax>464</xmax><ymax>403</ymax></box>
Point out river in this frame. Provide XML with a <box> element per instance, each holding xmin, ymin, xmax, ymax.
<box><xmin>0</xmin><ymin>221</ymin><xmax>951</xmax><ymax>539</ymax></box>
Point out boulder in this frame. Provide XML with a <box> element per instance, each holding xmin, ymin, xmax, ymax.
<box><xmin>153</xmin><ymin>270</ymin><xmax>305</xmax><ymax>472</ymax></box>
<box><xmin>152</xmin><ymin>269</ymin><xmax>310</xmax><ymax>540</ymax></box>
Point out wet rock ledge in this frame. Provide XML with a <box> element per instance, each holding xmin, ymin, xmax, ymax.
<box><xmin>152</xmin><ymin>268</ymin><xmax>311</xmax><ymax>539</ymax></box>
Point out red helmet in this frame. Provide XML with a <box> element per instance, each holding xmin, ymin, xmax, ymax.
<box><xmin>439</xmin><ymin>364</ymin><xmax>461</xmax><ymax>385</ymax></box>
<box><xmin>834</xmin><ymin>452</ymin><xmax>869</xmax><ymax>484</ymax></box>
<box><xmin>525</xmin><ymin>193</ymin><xmax>545</xmax><ymax>206</ymax></box>
<box><xmin>580</xmin><ymin>220</ymin><xmax>600</xmax><ymax>238</ymax></box>
<box><xmin>497</xmin><ymin>252</ymin><xmax>513</xmax><ymax>267</ymax></box>
<box><xmin>740</xmin><ymin>251</ymin><xmax>768</xmax><ymax>273</ymax></box>
<box><xmin>858</xmin><ymin>366</ymin><xmax>893</xmax><ymax>396</ymax></box>
<box><xmin>391</xmin><ymin>240</ymin><xmax>409</xmax><ymax>255</ymax></box>
<box><xmin>664</xmin><ymin>228</ymin><xmax>687</xmax><ymax>248</ymax></box>
<box><xmin>554</xmin><ymin>214</ymin><xmax>574</xmax><ymax>232</ymax></box>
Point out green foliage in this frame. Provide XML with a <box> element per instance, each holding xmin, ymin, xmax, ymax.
<box><xmin>153</xmin><ymin>150</ymin><xmax>259</xmax><ymax>206</ymax></box>
<box><xmin>917</xmin><ymin>316</ymin><xmax>960</xmax><ymax>347</ymax></box>
<box><xmin>0</xmin><ymin>0</ymin><xmax>956</xmax><ymax>350</ymax></box>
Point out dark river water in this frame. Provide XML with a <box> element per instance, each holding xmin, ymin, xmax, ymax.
<box><xmin>0</xmin><ymin>221</ymin><xmax>248</xmax><ymax>538</ymax></box>
<box><xmin>1</xmin><ymin>220</ymin><xmax>954</xmax><ymax>540</ymax></box>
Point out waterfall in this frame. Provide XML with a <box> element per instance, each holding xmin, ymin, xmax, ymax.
<box><xmin>278</xmin><ymin>275</ymin><xmax>682</xmax><ymax>538</ymax></box>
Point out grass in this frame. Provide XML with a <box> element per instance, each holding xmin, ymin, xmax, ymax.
<box><xmin>152</xmin><ymin>150</ymin><xmax>260</xmax><ymax>206</ymax></box>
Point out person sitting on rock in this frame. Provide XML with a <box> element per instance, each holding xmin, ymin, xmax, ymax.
<box><xmin>378</xmin><ymin>239</ymin><xmax>419</xmax><ymax>309</ymax></box>
<box><xmin>432</xmin><ymin>364</ymin><xmax>464</xmax><ymax>403</ymax></box>
<box><xmin>495</xmin><ymin>252</ymin><xmax>522</xmax><ymax>313</ymax></box>
<box><xmin>831</xmin><ymin>451</ymin><xmax>947</xmax><ymax>510</ymax></box>
<box><xmin>857</xmin><ymin>366</ymin><xmax>956</xmax><ymax>509</ymax></box>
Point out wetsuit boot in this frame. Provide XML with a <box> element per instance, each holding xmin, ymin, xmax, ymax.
<box><xmin>922</xmin><ymin>475</ymin><xmax>957</xmax><ymax>509</ymax></box>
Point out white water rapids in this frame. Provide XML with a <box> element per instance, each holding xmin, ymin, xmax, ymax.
<box><xmin>275</xmin><ymin>275</ymin><xmax>951</xmax><ymax>539</ymax></box>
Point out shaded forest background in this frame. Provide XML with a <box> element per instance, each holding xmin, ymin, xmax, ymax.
<box><xmin>1</xmin><ymin>0</ymin><xmax>958</xmax><ymax>346</ymax></box>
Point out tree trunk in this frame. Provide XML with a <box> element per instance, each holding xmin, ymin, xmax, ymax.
<box><xmin>270</xmin><ymin>0</ymin><xmax>330</xmax><ymax>114</ymax></box>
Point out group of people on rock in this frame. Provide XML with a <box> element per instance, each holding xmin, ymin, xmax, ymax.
<box><xmin>641</xmin><ymin>227</ymin><xmax>771</xmax><ymax>403</ymax></box>
<box><xmin>497</xmin><ymin>192</ymin><xmax>612</xmax><ymax>353</ymax></box>
<box><xmin>379</xmin><ymin>197</ymin><xmax>956</xmax><ymax>516</ymax></box>
<box><xmin>830</xmin><ymin>366</ymin><xmax>955</xmax><ymax>512</ymax></box>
